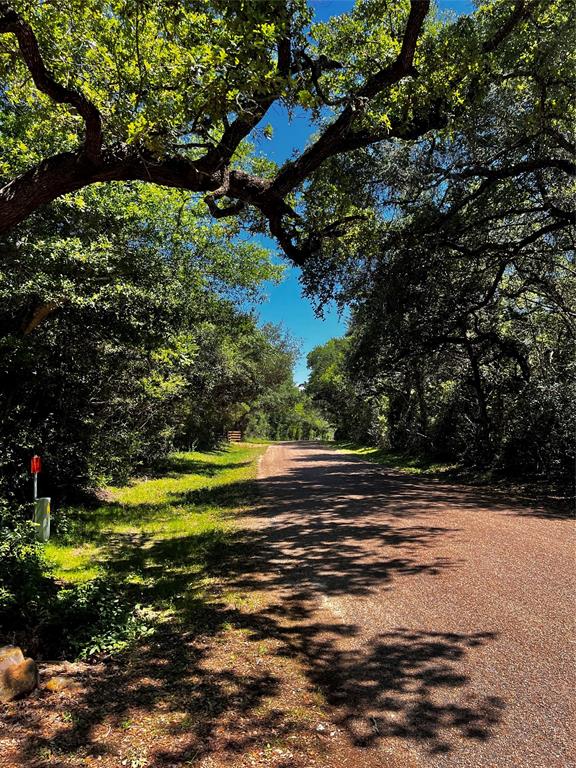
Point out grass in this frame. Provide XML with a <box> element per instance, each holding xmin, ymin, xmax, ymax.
<box><xmin>46</xmin><ymin>443</ymin><xmax>267</xmax><ymax>621</ymax></box>
<box><xmin>330</xmin><ymin>441</ymin><xmax>459</xmax><ymax>475</ymax></box>
<box><xmin>243</xmin><ymin>437</ymin><xmax>281</xmax><ymax>445</ymax></box>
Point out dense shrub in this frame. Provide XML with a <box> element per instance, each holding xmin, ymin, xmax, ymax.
<box><xmin>0</xmin><ymin>499</ymin><xmax>56</xmax><ymax>636</ymax></box>
<box><xmin>0</xmin><ymin>498</ymin><xmax>153</xmax><ymax>659</ymax></box>
<box><xmin>47</xmin><ymin>579</ymin><xmax>155</xmax><ymax>660</ymax></box>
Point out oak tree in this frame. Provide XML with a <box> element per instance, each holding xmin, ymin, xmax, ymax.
<box><xmin>0</xmin><ymin>0</ymin><xmax>540</xmax><ymax>262</ymax></box>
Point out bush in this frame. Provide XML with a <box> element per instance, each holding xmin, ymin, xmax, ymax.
<box><xmin>0</xmin><ymin>498</ymin><xmax>154</xmax><ymax>659</ymax></box>
<box><xmin>49</xmin><ymin>579</ymin><xmax>155</xmax><ymax>660</ymax></box>
<box><xmin>0</xmin><ymin>499</ymin><xmax>56</xmax><ymax>635</ymax></box>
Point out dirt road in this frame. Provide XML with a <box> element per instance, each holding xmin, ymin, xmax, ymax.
<box><xmin>252</xmin><ymin>442</ymin><xmax>575</xmax><ymax>768</ymax></box>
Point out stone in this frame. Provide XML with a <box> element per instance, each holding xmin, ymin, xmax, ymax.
<box><xmin>1</xmin><ymin>658</ymin><xmax>38</xmax><ymax>703</ymax></box>
<box><xmin>45</xmin><ymin>675</ymin><xmax>82</xmax><ymax>693</ymax></box>
<box><xmin>0</xmin><ymin>646</ymin><xmax>38</xmax><ymax>703</ymax></box>
<box><xmin>0</xmin><ymin>646</ymin><xmax>24</xmax><ymax>669</ymax></box>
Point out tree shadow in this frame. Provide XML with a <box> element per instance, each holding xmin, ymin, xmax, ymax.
<box><xmin>1</xmin><ymin>604</ymin><xmax>503</xmax><ymax>767</ymax></box>
<box><xmin>246</xmin><ymin>598</ymin><xmax>504</xmax><ymax>754</ymax></box>
<box><xmin>2</xmin><ymin>444</ymin><xmax>509</xmax><ymax>765</ymax></box>
<box><xmin>143</xmin><ymin>455</ymin><xmax>252</xmax><ymax>480</ymax></box>
<box><xmin>301</xmin><ymin>625</ymin><xmax>504</xmax><ymax>753</ymax></box>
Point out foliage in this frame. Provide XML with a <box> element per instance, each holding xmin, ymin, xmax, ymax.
<box><xmin>299</xmin><ymin>0</ymin><xmax>575</xmax><ymax>482</ymax></box>
<box><xmin>53</xmin><ymin>579</ymin><xmax>155</xmax><ymax>659</ymax></box>
<box><xmin>174</xmin><ymin>322</ymin><xmax>300</xmax><ymax>448</ymax></box>
<box><xmin>1</xmin><ymin>444</ymin><xmax>263</xmax><ymax>658</ymax></box>
<box><xmin>332</xmin><ymin>442</ymin><xmax>457</xmax><ymax>475</ymax></box>
<box><xmin>0</xmin><ymin>498</ymin><xmax>54</xmax><ymax>625</ymax></box>
<box><xmin>305</xmin><ymin>337</ymin><xmax>374</xmax><ymax>442</ymax></box>
<box><xmin>0</xmin><ymin>496</ymin><xmax>152</xmax><ymax>658</ymax></box>
<box><xmin>245</xmin><ymin>381</ymin><xmax>332</xmax><ymax>441</ymax></box>
<box><xmin>0</xmin><ymin>1</ymin><xmax>556</xmax><ymax>265</ymax></box>
<box><xmin>0</xmin><ymin>181</ymin><xmax>284</xmax><ymax>498</ymax></box>
<box><xmin>0</xmin><ymin>0</ymin><xmax>309</xmax><ymax>171</ymax></box>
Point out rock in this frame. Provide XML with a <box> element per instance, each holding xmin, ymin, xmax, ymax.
<box><xmin>0</xmin><ymin>646</ymin><xmax>24</xmax><ymax>669</ymax></box>
<box><xmin>45</xmin><ymin>675</ymin><xmax>82</xmax><ymax>693</ymax></box>
<box><xmin>0</xmin><ymin>647</ymin><xmax>38</xmax><ymax>702</ymax></box>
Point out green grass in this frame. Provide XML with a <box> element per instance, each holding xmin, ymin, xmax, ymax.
<box><xmin>46</xmin><ymin>443</ymin><xmax>267</xmax><ymax>622</ymax></box>
<box><xmin>330</xmin><ymin>441</ymin><xmax>458</xmax><ymax>475</ymax></box>
<box><xmin>243</xmin><ymin>437</ymin><xmax>281</xmax><ymax>445</ymax></box>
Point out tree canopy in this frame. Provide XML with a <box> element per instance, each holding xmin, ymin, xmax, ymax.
<box><xmin>0</xmin><ymin>177</ymin><xmax>287</xmax><ymax>496</ymax></box>
<box><xmin>301</xmin><ymin>0</ymin><xmax>575</xmax><ymax>478</ymax></box>
<box><xmin>1</xmin><ymin>0</ymin><xmax>562</xmax><ymax>264</ymax></box>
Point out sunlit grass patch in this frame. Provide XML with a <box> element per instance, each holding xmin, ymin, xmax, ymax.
<box><xmin>109</xmin><ymin>445</ymin><xmax>258</xmax><ymax>506</ymax></box>
<box><xmin>331</xmin><ymin>442</ymin><xmax>458</xmax><ymax>475</ymax></box>
<box><xmin>46</xmin><ymin>443</ymin><xmax>266</xmax><ymax>616</ymax></box>
<box><xmin>243</xmin><ymin>437</ymin><xmax>281</xmax><ymax>445</ymax></box>
<box><xmin>45</xmin><ymin>542</ymin><xmax>101</xmax><ymax>583</ymax></box>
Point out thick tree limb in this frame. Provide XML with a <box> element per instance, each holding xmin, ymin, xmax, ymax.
<box><xmin>270</xmin><ymin>0</ymin><xmax>430</xmax><ymax>196</ymax></box>
<box><xmin>0</xmin><ymin>3</ymin><xmax>102</xmax><ymax>160</ymax></box>
<box><xmin>482</xmin><ymin>0</ymin><xmax>535</xmax><ymax>53</ymax></box>
<box><xmin>0</xmin><ymin>0</ymin><xmax>541</xmax><ymax>266</ymax></box>
<box><xmin>201</xmin><ymin>5</ymin><xmax>293</xmax><ymax>173</ymax></box>
<box><xmin>21</xmin><ymin>300</ymin><xmax>62</xmax><ymax>335</ymax></box>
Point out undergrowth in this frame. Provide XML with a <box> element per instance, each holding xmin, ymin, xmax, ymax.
<box><xmin>0</xmin><ymin>444</ymin><xmax>265</xmax><ymax>660</ymax></box>
<box><xmin>331</xmin><ymin>442</ymin><xmax>459</xmax><ymax>475</ymax></box>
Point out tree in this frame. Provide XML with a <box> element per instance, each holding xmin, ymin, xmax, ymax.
<box><xmin>0</xmin><ymin>1</ymin><xmax>543</xmax><ymax>263</ymax></box>
<box><xmin>306</xmin><ymin>337</ymin><xmax>375</xmax><ymax>441</ymax></box>
<box><xmin>296</xmin><ymin>0</ymin><xmax>575</xmax><ymax>477</ymax></box>
<box><xmin>174</xmin><ymin>320</ymin><xmax>300</xmax><ymax>447</ymax></box>
<box><xmin>301</xmin><ymin>0</ymin><xmax>575</xmax><ymax>474</ymax></box>
<box><xmin>245</xmin><ymin>381</ymin><xmax>331</xmax><ymax>441</ymax></box>
<box><xmin>0</xmin><ymin>180</ymin><xmax>282</xmax><ymax>496</ymax></box>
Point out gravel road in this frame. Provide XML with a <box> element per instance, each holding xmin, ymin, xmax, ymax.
<box><xmin>253</xmin><ymin>441</ymin><xmax>575</xmax><ymax>768</ymax></box>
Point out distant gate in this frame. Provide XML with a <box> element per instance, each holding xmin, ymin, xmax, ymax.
<box><xmin>227</xmin><ymin>430</ymin><xmax>243</xmax><ymax>443</ymax></box>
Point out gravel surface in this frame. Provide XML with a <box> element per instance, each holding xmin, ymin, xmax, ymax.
<box><xmin>254</xmin><ymin>441</ymin><xmax>576</xmax><ymax>768</ymax></box>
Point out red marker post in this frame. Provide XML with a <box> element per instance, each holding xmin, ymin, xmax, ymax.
<box><xmin>30</xmin><ymin>455</ymin><xmax>50</xmax><ymax>542</ymax></box>
<box><xmin>30</xmin><ymin>455</ymin><xmax>41</xmax><ymax>500</ymax></box>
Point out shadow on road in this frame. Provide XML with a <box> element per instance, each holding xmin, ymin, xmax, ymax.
<box><xmin>2</xmin><ymin>443</ymin><xmax>507</xmax><ymax>766</ymax></box>
<box><xmin>218</xmin><ymin>444</ymin><xmax>504</xmax><ymax>755</ymax></box>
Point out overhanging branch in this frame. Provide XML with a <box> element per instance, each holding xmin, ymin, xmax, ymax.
<box><xmin>0</xmin><ymin>3</ymin><xmax>103</xmax><ymax>160</ymax></box>
<box><xmin>271</xmin><ymin>0</ymin><xmax>431</xmax><ymax>196</ymax></box>
<box><xmin>0</xmin><ymin>0</ymin><xmax>550</xmax><ymax>268</ymax></box>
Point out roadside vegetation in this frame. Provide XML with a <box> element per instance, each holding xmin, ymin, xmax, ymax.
<box><xmin>2</xmin><ymin>442</ymin><xmax>340</xmax><ymax>766</ymax></box>
<box><xmin>331</xmin><ymin>442</ymin><xmax>458</xmax><ymax>476</ymax></box>
<box><xmin>2</xmin><ymin>444</ymin><xmax>265</xmax><ymax>660</ymax></box>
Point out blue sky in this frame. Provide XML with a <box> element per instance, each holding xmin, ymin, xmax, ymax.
<box><xmin>250</xmin><ymin>0</ymin><xmax>473</xmax><ymax>384</ymax></box>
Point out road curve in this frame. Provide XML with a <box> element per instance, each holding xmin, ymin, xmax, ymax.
<box><xmin>252</xmin><ymin>441</ymin><xmax>575</xmax><ymax>768</ymax></box>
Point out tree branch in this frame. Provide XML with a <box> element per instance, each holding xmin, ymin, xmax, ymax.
<box><xmin>0</xmin><ymin>3</ymin><xmax>103</xmax><ymax>161</ymax></box>
<box><xmin>0</xmin><ymin>0</ymin><xmax>549</xmax><ymax>269</ymax></box>
<box><xmin>21</xmin><ymin>300</ymin><xmax>62</xmax><ymax>335</ymax></box>
<box><xmin>482</xmin><ymin>0</ymin><xmax>535</xmax><ymax>53</ymax></box>
<box><xmin>200</xmin><ymin>4</ymin><xmax>293</xmax><ymax>173</ymax></box>
<box><xmin>204</xmin><ymin>197</ymin><xmax>246</xmax><ymax>219</ymax></box>
<box><xmin>270</xmin><ymin>0</ymin><xmax>430</xmax><ymax>196</ymax></box>
<box><xmin>459</xmin><ymin>157</ymin><xmax>576</xmax><ymax>180</ymax></box>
